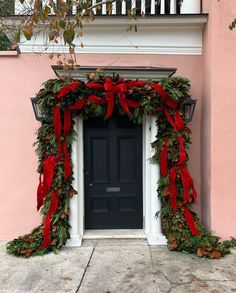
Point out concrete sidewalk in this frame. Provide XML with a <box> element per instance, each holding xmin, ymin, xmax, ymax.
<box><xmin>1</xmin><ymin>239</ymin><xmax>236</xmax><ymax>293</ymax></box>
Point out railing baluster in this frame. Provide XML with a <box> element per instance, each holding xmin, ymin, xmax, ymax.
<box><xmin>170</xmin><ymin>0</ymin><xmax>176</xmax><ymax>14</ymax></box>
<box><xmin>141</xmin><ymin>0</ymin><xmax>145</xmax><ymax>14</ymax></box>
<box><xmin>92</xmin><ymin>0</ymin><xmax>96</xmax><ymax>14</ymax></box>
<box><xmin>102</xmin><ymin>1</ymin><xmax>106</xmax><ymax>14</ymax></box>
<box><xmin>121</xmin><ymin>0</ymin><xmax>126</xmax><ymax>14</ymax></box>
<box><xmin>131</xmin><ymin>0</ymin><xmax>136</xmax><ymax>12</ymax></box>
<box><xmin>150</xmin><ymin>0</ymin><xmax>155</xmax><ymax>14</ymax></box>
<box><xmin>160</xmin><ymin>0</ymin><xmax>165</xmax><ymax>14</ymax></box>
<box><xmin>112</xmin><ymin>1</ymin><xmax>117</xmax><ymax>14</ymax></box>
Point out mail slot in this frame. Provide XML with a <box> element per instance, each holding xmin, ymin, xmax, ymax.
<box><xmin>106</xmin><ymin>187</ymin><xmax>120</xmax><ymax>192</ymax></box>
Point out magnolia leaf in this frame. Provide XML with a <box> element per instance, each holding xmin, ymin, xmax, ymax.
<box><xmin>15</xmin><ymin>30</ymin><xmax>21</xmax><ymax>43</ymax></box>
<box><xmin>63</xmin><ymin>28</ymin><xmax>75</xmax><ymax>44</ymax></box>
<box><xmin>196</xmin><ymin>247</ymin><xmax>205</xmax><ymax>257</ymax></box>
<box><xmin>59</xmin><ymin>20</ymin><xmax>66</xmax><ymax>29</ymax></box>
<box><xmin>209</xmin><ymin>251</ymin><xmax>222</xmax><ymax>259</ymax></box>
<box><xmin>23</xmin><ymin>25</ymin><xmax>33</xmax><ymax>40</ymax></box>
<box><xmin>32</xmin><ymin>13</ymin><xmax>40</xmax><ymax>24</ymax></box>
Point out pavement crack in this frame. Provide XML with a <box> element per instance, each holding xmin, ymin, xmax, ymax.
<box><xmin>166</xmin><ymin>277</ymin><xmax>195</xmax><ymax>293</ymax></box>
<box><xmin>75</xmin><ymin>241</ymin><xmax>97</xmax><ymax>293</ymax></box>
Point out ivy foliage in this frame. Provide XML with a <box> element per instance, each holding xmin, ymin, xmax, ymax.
<box><xmin>6</xmin><ymin>74</ymin><xmax>236</xmax><ymax>258</ymax></box>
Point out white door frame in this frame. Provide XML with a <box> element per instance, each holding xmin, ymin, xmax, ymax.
<box><xmin>66</xmin><ymin>116</ymin><xmax>167</xmax><ymax>247</ymax></box>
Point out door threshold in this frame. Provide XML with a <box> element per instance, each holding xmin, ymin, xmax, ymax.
<box><xmin>83</xmin><ymin>229</ymin><xmax>146</xmax><ymax>239</ymax></box>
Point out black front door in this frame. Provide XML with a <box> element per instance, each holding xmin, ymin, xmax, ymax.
<box><xmin>84</xmin><ymin>114</ymin><xmax>143</xmax><ymax>229</ymax></box>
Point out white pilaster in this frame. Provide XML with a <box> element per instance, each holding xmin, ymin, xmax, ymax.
<box><xmin>66</xmin><ymin>118</ymin><xmax>84</xmax><ymax>247</ymax></box>
<box><xmin>143</xmin><ymin>116</ymin><xmax>167</xmax><ymax>246</ymax></box>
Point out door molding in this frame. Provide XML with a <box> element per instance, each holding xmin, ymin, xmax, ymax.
<box><xmin>66</xmin><ymin>116</ymin><xmax>167</xmax><ymax>246</ymax></box>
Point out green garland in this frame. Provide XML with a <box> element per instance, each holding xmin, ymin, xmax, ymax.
<box><xmin>6</xmin><ymin>74</ymin><xmax>236</xmax><ymax>258</ymax></box>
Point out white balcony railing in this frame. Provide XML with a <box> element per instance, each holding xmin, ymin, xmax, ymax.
<box><xmin>14</xmin><ymin>0</ymin><xmax>201</xmax><ymax>16</ymax></box>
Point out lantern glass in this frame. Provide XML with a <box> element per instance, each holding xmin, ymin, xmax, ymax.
<box><xmin>182</xmin><ymin>97</ymin><xmax>197</xmax><ymax>123</ymax></box>
<box><xmin>30</xmin><ymin>96</ymin><xmax>46</xmax><ymax>121</ymax></box>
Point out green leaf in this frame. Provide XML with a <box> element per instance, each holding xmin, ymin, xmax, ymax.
<box><xmin>59</xmin><ymin>20</ymin><xmax>66</xmax><ymax>30</ymax></box>
<box><xmin>63</xmin><ymin>28</ymin><xmax>75</xmax><ymax>44</ymax></box>
<box><xmin>23</xmin><ymin>26</ymin><xmax>33</xmax><ymax>40</ymax></box>
<box><xmin>15</xmin><ymin>30</ymin><xmax>21</xmax><ymax>43</ymax></box>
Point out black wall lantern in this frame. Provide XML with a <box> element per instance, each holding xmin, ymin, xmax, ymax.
<box><xmin>181</xmin><ymin>96</ymin><xmax>197</xmax><ymax>123</ymax></box>
<box><xmin>30</xmin><ymin>96</ymin><xmax>46</xmax><ymax>122</ymax></box>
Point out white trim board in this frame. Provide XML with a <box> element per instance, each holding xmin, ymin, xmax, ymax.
<box><xmin>66</xmin><ymin>116</ymin><xmax>167</xmax><ymax>247</ymax></box>
<box><xmin>18</xmin><ymin>17</ymin><xmax>206</xmax><ymax>55</ymax></box>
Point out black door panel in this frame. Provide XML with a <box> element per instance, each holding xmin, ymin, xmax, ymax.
<box><xmin>84</xmin><ymin>114</ymin><xmax>143</xmax><ymax>229</ymax></box>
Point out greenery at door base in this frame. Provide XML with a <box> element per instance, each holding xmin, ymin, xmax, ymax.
<box><xmin>6</xmin><ymin>74</ymin><xmax>236</xmax><ymax>258</ymax></box>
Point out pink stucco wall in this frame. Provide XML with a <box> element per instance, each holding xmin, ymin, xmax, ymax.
<box><xmin>202</xmin><ymin>0</ymin><xmax>236</xmax><ymax>239</ymax></box>
<box><xmin>0</xmin><ymin>53</ymin><xmax>202</xmax><ymax>240</ymax></box>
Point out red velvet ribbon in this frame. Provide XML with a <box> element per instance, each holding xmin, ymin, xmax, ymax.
<box><xmin>85</xmin><ymin>82</ymin><xmax>104</xmax><ymax>90</ymax></box>
<box><xmin>42</xmin><ymin>190</ymin><xmax>59</xmax><ymax>249</ymax></box>
<box><xmin>150</xmin><ymin>83</ymin><xmax>178</xmax><ymax>109</ymax></box>
<box><xmin>56</xmin><ymin>82</ymin><xmax>80</xmax><ymax>99</ymax></box>
<box><xmin>37</xmin><ymin>156</ymin><xmax>56</xmax><ymax>211</ymax></box>
<box><xmin>37</xmin><ymin>174</ymin><xmax>44</xmax><ymax>211</ymax></box>
<box><xmin>160</xmin><ymin>136</ymin><xmax>169</xmax><ymax>177</ymax></box>
<box><xmin>183</xmin><ymin>206</ymin><xmax>199</xmax><ymax>236</ymax></box>
<box><xmin>180</xmin><ymin>166</ymin><xmax>197</xmax><ymax>203</ymax></box>
<box><xmin>68</xmin><ymin>99</ymin><xmax>86</xmax><ymax>111</ymax></box>
<box><xmin>87</xmin><ymin>94</ymin><xmax>106</xmax><ymax>105</ymax></box>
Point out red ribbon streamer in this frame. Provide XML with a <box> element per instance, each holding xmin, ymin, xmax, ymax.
<box><xmin>88</xmin><ymin>94</ymin><xmax>106</xmax><ymax>105</ymax></box>
<box><xmin>164</xmin><ymin>108</ymin><xmax>178</xmax><ymax>132</ymax></box>
<box><xmin>180</xmin><ymin>166</ymin><xmax>197</xmax><ymax>203</ymax></box>
<box><xmin>150</xmin><ymin>83</ymin><xmax>178</xmax><ymax>109</ymax></box>
<box><xmin>183</xmin><ymin>206</ymin><xmax>200</xmax><ymax>236</ymax></box>
<box><xmin>68</xmin><ymin>99</ymin><xmax>86</xmax><ymax>111</ymax></box>
<box><xmin>175</xmin><ymin>111</ymin><xmax>185</xmax><ymax>131</ymax></box>
<box><xmin>42</xmin><ymin>190</ymin><xmax>59</xmax><ymax>249</ymax></box>
<box><xmin>63</xmin><ymin>110</ymin><xmax>71</xmax><ymax>137</ymax></box>
<box><xmin>42</xmin><ymin>215</ymin><xmax>51</xmax><ymax>249</ymax></box>
<box><xmin>85</xmin><ymin>82</ymin><xmax>104</xmax><ymax>90</ymax></box>
<box><xmin>42</xmin><ymin>156</ymin><xmax>56</xmax><ymax>196</ymax></box>
<box><xmin>160</xmin><ymin>136</ymin><xmax>169</xmax><ymax>177</ymax></box>
<box><xmin>37</xmin><ymin>174</ymin><xmax>44</xmax><ymax>211</ymax></box>
<box><xmin>56</xmin><ymin>82</ymin><xmax>80</xmax><ymax>99</ymax></box>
